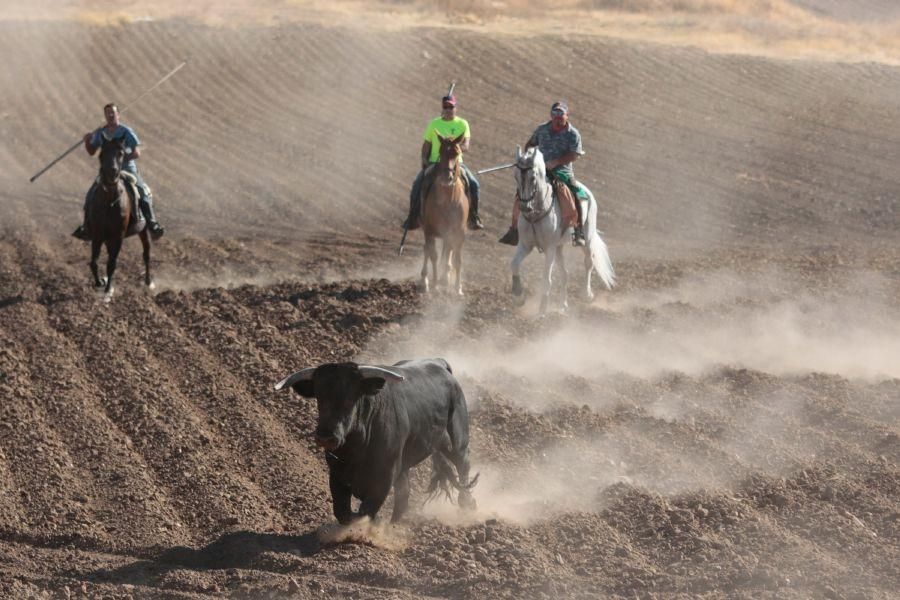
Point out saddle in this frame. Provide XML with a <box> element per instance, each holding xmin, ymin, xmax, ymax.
<box><xmin>552</xmin><ymin>178</ymin><xmax>579</xmax><ymax>228</ymax></box>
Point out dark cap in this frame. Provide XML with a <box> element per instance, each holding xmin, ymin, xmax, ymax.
<box><xmin>442</xmin><ymin>95</ymin><xmax>458</xmax><ymax>107</ymax></box>
<box><xmin>551</xmin><ymin>101</ymin><xmax>568</xmax><ymax>114</ymax></box>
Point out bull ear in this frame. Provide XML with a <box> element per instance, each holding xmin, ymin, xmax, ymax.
<box><xmin>274</xmin><ymin>367</ymin><xmax>316</xmax><ymax>396</ymax></box>
<box><xmin>362</xmin><ymin>378</ymin><xmax>386</xmax><ymax>395</ymax></box>
<box><xmin>452</xmin><ymin>133</ymin><xmax>465</xmax><ymax>145</ymax></box>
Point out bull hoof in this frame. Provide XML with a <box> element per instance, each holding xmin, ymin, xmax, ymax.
<box><xmin>459</xmin><ymin>492</ymin><xmax>477</xmax><ymax>512</ymax></box>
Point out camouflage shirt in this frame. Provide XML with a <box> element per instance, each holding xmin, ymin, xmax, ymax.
<box><xmin>527</xmin><ymin>121</ymin><xmax>584</xmax><ymax>179</ymax></box>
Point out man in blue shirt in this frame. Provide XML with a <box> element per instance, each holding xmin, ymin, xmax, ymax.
<box><xmin>499</xmin><ymin>101</ymin><xmax>587</xmax><ymax>246</ymax></box>
<box><xmin>73</xmin><ymin>103</ymin><xmax>165</xmax><ymax>240</ymax></box>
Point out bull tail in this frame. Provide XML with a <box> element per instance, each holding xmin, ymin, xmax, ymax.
<box><xmin>426</xmin><ymin>453</ymin><xmax>479</xmax><ymax>505</ymax></box>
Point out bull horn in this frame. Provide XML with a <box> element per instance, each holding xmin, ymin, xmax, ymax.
<box><xmin>274</xmin><ymin>367</ymin><xmax>316</xmax><ymax>391</ymax></box>
<box><xmin>358</xmin><ymin>366</ymin><xmax>405</xmax><ymax>382</ymax></box>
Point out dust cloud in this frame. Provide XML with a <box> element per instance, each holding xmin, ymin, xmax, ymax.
<box><xmin>372</xmin><ymin>267</ymin><xmax>899</xmax><ymax>524</ymax></box>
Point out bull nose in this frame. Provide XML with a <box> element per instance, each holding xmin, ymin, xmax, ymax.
<box><xmin>315</xmin><ymin>435</ymin><xmax>338</xmax><ymax>451</ymax></box>
<box><xmin>314</xmin><ymin>429</ymin><xmax>338</xmax><ymax>450</ymax></box>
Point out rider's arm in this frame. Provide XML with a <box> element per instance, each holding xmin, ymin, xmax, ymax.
<box><xmin>546</xmin><ymin>151</ymin><xmax>579</xmax><ymax>171</ymax></box>
<box><xmin>83</xmin><ymin>132</ymin><xmax>98</xmax><ymax>156</ymax></box>
<box><xmin>127</xmin><ymin>146</ymin><xmax>141</xmax><ymax>160</ymax></box>
<box><xmin>461</xmin><ymin>137</ymin><xmax>470</xmax><ymax>153</ymax></box>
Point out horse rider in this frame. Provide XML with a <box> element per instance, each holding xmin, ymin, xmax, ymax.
<box><xmin>73</xmin><ymin>102</ymin><xmax>165</xmax><ymax>240</ymax></box>
<box><xmin>403</xmin><ymin>94</ymin><xmax>483</xmax><ymax>232</ymax></box>
<box><xmin>499</xmin><ymin>101</ymin><xmax>587</xmax><ymax>247</ymax></box>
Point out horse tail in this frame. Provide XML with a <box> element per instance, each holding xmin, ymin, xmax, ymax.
<box><xmin>590</xmin><ymin>230</ymin><xmax>616</xmax><ymax>290</ymax></box>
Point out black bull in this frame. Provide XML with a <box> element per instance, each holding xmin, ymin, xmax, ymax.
<box><xmin>274</xmin><ymin>358</ymin><xmax>478</xmax><ymax>524</ymax></box>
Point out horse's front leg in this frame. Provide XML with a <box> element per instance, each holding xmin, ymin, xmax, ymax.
<box><xmin>439</xmin><ymin>240</ymin><xmax>451</xmax><ymax>287</ymax></box>
<box><xmin>104</xmin><ymin>238</ymin><xmax>123</xmax><ymax>300</ymax></box>
<box><xmin>510</xmin><ymin>242</ymin><xmax>532</xmax><ymax>298</ymax></box>
<box><xmin>452</xmin><ymin>239</ymin><xmax>463</xmax><ymax>296</ymax></box>
<box><xmin>539</xmin><ymin>247</ymin><xmax>556</xmax><ymax>315</ymax></box>
<box><xmin>139</xmin><ymin>230</ymin><xmax>154</xmax><ymax>289</ymax></box>
<box><xmin>556</xmin><ymin>245</ymin><xmax>568</xmax><ymax>312</ymax></box>
<box><xmin>89</xmin><ymin>239</ymin><xmax>105</xmax><ymax>288</ymax></box>
<box><xmin>421</xmin><ymin>234</ymin><xmax>437</xmax><ymax>293</ymax></box>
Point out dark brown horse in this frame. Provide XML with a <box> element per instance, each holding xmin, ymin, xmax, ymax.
<box><xmin>87</xmin><ymin>137</ymin><xmax>153</xmax><ymax>301</ymax></box>
<box><xmin>420</xmin><ymin>132</ymin><xmax>468</xmax><ymax>295</ymax></box>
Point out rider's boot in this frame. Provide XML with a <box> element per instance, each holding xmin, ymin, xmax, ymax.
<box><xmin>139</xmin><ymin>195</ymin><xmax>165</xmax><ymax>240</ymax></box>
<box><xmin>403</xmin><ymin>199</ymin><xmax>421</xmax><ymax>231</ymax></box>
<box><xmin>498</xmin><ymin>226</ymin><xmax>518</xmax><ymax>246</ymax></box>
<box><xmin>572</xmin><ymin>197</ymin><xmax>586</xmax><ymax>247</ymax></box>
<box><xmin>467</xmin><ymin>189</ymin><xmax>484</xmax><ymax>230</ymax></box>
<box><xmin>573</xmin><ymin>225</ymin><xmax>586</xmax><ymax>247</ymax></box>
<box><xmin>72</xmin><ymin>210</ymin><xmax>91</xmax><ymax>241</ymax></box>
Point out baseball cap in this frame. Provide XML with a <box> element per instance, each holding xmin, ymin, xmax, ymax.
<box><xmin>551</xmin><ymin>101</ymin><xmax>568</xmax><ymax>114</ymax></box>
<box><xmin>442</xmin><ymin>95</ymin><xmax>458</xmax><ymax>107</ymax></box>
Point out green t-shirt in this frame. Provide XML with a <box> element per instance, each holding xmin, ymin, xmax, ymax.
<box><xmin>423</xmin><ymin>116</ymin><xmax>470</xmax><ymax>163</ymax></box>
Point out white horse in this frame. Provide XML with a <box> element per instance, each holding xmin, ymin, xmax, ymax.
<box><xmin>510</xmin><ymin>146</ymin><xmax>615</xmax><ymax>314</ymax></box>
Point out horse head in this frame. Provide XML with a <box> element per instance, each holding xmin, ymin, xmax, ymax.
<box><xmin>98</xmin><ymin>137</ymin><xmax>125</xmax><ymax>186</ymax></box>
<box><xmin>436</xmin><ymin>132</ymin><xmax>465</xmax><ymax>183</ymax></box>
<box><xmin>514</xmin><ymin>145</ymin><xmax>550</xmax><ymax>218</ymax></box>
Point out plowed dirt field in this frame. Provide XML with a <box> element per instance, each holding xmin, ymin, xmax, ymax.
<box><xmin>1</xmin><ymin>1</ymin><xmax>898</xmax><ymax>598</ymax></box>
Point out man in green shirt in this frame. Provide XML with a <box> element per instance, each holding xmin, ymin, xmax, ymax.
<box><xmin>403</xmin><ymin>94</ymin><xmax>483</xmax><ymax>231</ymax></box>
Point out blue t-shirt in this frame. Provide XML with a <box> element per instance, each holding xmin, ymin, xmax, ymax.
<box><xmin>527</xmin><ymin>121</ymin><xmax>584</xmax><ymax>178</ymax></box>
<box><xmin>90</xmin><ymin>124</ymin><xmax>140</xmax><ymax>173</ymax></box>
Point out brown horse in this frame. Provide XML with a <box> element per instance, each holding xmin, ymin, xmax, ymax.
<box><xmin>87</xmin><ymin>137</ymin><xmax>153</xmax><ymax>301</ymax></box>
<box><xmin>420</xmin><ymin>132</ymin><xmax>468</xmax><ymax>295</ymax></box>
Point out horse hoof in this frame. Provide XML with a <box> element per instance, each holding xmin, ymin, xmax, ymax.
<box><xmin>511</xmin><ymin>276</ymin><xmax>524</xmax><ymax>296</ymax></box>
<box><xmin>147</xmin><ymin>280</ymin><xmax>156</xmax><ymax>291</ymax></box>
<box><xmin>94</xmin><ymin>277</ymin><xmax>107</xmax><ymax>289</ymax></box>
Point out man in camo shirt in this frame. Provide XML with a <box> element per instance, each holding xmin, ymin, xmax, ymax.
<box><xmin>499</xmin><ymin>101</ymin><xmax>588</xmax><ymax>246</ymax></box>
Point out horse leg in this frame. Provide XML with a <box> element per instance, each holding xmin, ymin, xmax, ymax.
<box><xmin>540</xmin><ymin>247</ymin><xmax>556</xmax><ymax>315</ymax></box>
<box><xmin>104</xmin><ymin>238</ymin><xmax>123</xmax><ymax>300</ymax></box>
<box><xmin>556</xmin><ymin>244</ymin><xmax>568</xmax><ymax>312</ymax></box>
<box><xmin>139</xmin><ymin>230</ymin><xmax>154</xmax><ymax>289</ymax></box>
<box><xmin>421</xmin><ymin>234</ymin><xmax>437</xmax><ymax>293</ymax></box>
<box><xmin>452</xmin><ymin>238</ymin><xmax>463</xmax><ymax>296</ymax></box>
<box><xmin>440</xmin><ymin>240</ymin><xmax>451</xmax><ymax>288</ymax></box>
<box><xmin>510</xmin><ymin>243</ymin><xmax>532</xmax><ymax>297</ymax></box>
<box><xmin>89</xmin><ymin>239</ymin><xmax>105</xmax><ymax>288</ymax></box>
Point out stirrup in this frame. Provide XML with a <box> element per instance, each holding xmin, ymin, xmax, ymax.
<box><xmin>468</xmin><ymin>214</ymin><xmax>484</xmax><ymax>230</ymax></box>
<box><xmin>498</xmin><ymin>227</ymin><xmax>518</xmax><ymax>246</ymax></box>
<box><xmin>72</xmin><ymin>225</ymin><xmax>91</xmax><ymax>241</ymax></box>
<box><xmin>572</xmin><ymin>226</ymin><xmax>586</xmax><ymax>247</ymax></box>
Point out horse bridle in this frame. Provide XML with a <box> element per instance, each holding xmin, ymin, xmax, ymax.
<box><xmin>515</xmin><ymin>162</ymin><xmax>537</xmax><ymax>204</ymax></box>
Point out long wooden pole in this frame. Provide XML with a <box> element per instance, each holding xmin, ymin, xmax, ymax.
<box><xmin>29</xmin><ymin>60</ymin><xmax>188</xmax><ymax>183</ymax></box>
